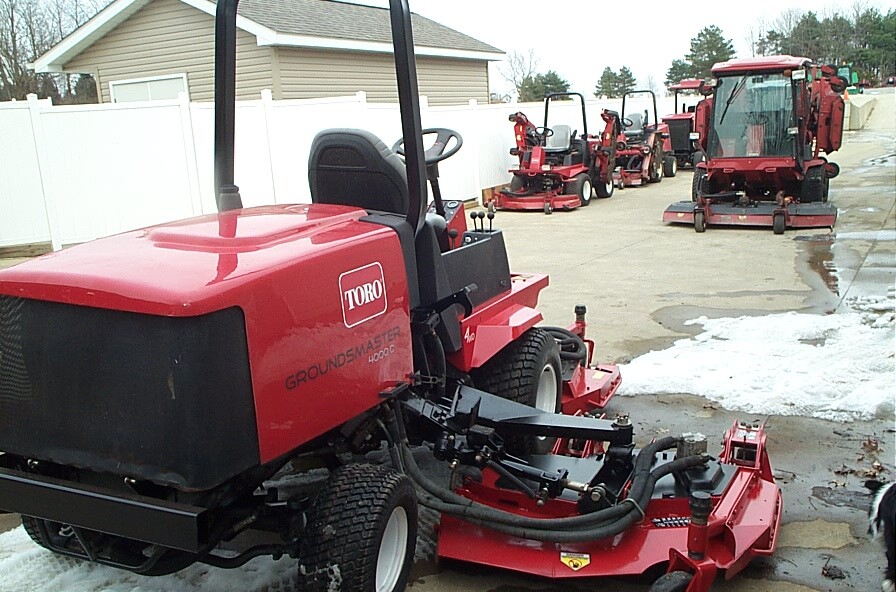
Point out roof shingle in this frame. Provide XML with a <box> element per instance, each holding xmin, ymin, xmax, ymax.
<box><xmin>237</xmin><ymin>0</ymin><xmax>503</xmax><ymax>54</ymax></box>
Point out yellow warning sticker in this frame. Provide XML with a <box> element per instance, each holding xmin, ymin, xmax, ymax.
<box><xmin>592</xmin><ymin>369</ymin><xmax>610</xmax><ymax>380</ymax></box>
<box><xmin>560</xmin><ymin>552</ymin><xmax>590</xmax><ymax>571</ymax></box>
<box><xmin>677</xmin><ymin>213</ymin><xmax>685</xmax><ymax>218</ymax></box>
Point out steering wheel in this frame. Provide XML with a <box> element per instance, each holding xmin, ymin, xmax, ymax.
<box><xmin>622</xmin><ymin>117</ymin><xmax>634</xmax><ymax>128</ymax></box>
<box><xmin>535</xmin><ymin>126</ymin><xmax>554</xmax><ymax>138</ymax></box>
<box><xmin>392</xmin><ymin>128</ymin><xmax>463</xmax><ymax>165</ymax></box>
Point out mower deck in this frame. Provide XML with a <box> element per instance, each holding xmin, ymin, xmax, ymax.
<box><xmin>494</xmin><ymin>189</ymin><xmax>581</xmax><ymax>213</ymax></box>
<box><xmin>663</xmin><ymin>201</ymin><xmax>838</xmax><ymax>231</ymax></box>
<box><xmin>437</xmin><ymin>422</ymin><xmax>782</xmax><ymax>592</ymax></box>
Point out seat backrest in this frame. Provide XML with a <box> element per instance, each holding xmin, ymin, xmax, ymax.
<box><xmin>625</xmin><ymin>112</ymin><xmax>644</xmax><ymax>130</ymax></box>
<box><xmin>308</xmin><ymin>128</ymin><xmax>408</xmax><ymax>215</ymax></box>
<box><xmin>544</xmin><ymin>124</ymin><xmax>572</xmax><ymax>152</ymax></box>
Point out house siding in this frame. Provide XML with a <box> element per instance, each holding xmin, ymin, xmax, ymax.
<box><xmin>277</xmin><ymin>49</ymin><xmax>489</xmax><ymax>105</ymax></box>
<box><xmin>65</xmin><ymin>0</ymin><xmax>272</xmax><ymax>103</ymax></box>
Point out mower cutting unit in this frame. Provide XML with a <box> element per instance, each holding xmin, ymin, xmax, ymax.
<box><xmin>0</xmin><ymin>2</ymin><xmax>781</xmax><ymax>591</ymax></box>
<box><xmin>613</xmin><ymin>90</ymin><xmax>675</xmax><ymax>188</ymax></box>
<box><xmin>662</xmin><ymin>79</ymin><xmax>706</xmax><ymax>169</ymax></box>
<box><xmin>663</xmin><ymin>56</ymin><xmax>845</xmax><ymax>234</ymax></box>
<box><xmin>493</xmin><ymin>92</ymin><xmax>618</xmax><ymax>214</ymax></box>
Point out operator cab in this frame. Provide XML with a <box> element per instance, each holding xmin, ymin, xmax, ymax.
<box><xmin>706</xmin><ymin>71</ymin><xmax>803</xmax><ymax>159</ymax></box>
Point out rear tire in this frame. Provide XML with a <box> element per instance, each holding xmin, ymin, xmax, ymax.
<box><xmin>595</xmin><ymin>175</ymin><xmax>614</xmax><ymax>198</ymax></box>
<box><xmin>471</xmin><ymin>328</ymin><xmax>562</xmax><ymax>455</ymax></box>
<box><xmin>650</xmin><ymin>570</ymin><xmax>693</xmax><ymax>592</ymax></box>
<box><xmin>663</xmin><ymin>155</ymin><xmax>677</xmax><ymax>178</ymax></box>
<box><xmin>509</xmin><ymin>175</ymin><xmax>525</xmax><ymax>192</ymax></box>
<box><xmin>298</xmin><ymin>464</ymin><xmax>417</xmax><ymax>592</ymax></box>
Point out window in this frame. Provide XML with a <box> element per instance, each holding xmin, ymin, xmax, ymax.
<box><xmin>109</xmin><ymin>74</ymin><xmax>188</xmax><ymax>103</ymax></box>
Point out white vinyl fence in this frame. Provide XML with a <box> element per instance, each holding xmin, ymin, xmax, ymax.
<box><xmin>1</xmin><ymin>91</ymin><xmax>679</xmax><ymax>250</ymax></box>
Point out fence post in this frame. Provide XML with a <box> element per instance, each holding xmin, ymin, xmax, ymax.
<box><xmin>26</xmin><ymin>94</ymin><xmax>62</xmax><ymax>251</ymax></box>
<box><xmin>178</xmin><ymin>91</ymin><xmax>203</xmax><ymax>216</ymax></box>
<box><xmin>467</xmin><ymin>98</ymin><xmax>484</xmax><ymax>204</ymax></box>
<box><xmin>260</xmin><ymin>89</ymin><xmax>278</xmax><ymax>203</ymax></box>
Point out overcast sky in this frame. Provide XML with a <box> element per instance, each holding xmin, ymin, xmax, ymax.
<box><xmin>403</xmin><ymin>0</ymin><xmax>894</xmax><ymax>97</ymax></box>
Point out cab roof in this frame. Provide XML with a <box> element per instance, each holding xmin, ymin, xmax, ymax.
<box><xmin>712</xmin><ymin>55</ymin><xmax>811</xmax><ymax>75</ymax></box>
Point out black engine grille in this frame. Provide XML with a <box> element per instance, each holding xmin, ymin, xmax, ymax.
<box><xmin>0</xmin><ymin>296</ymin><xmax>260</xmax><ymax>491</ymax></box>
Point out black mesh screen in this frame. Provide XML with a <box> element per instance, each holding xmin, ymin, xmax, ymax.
<box><xmin>667</xmin><ymin>119</ymin><xmax>693</xmax><ymax>152</ymax></box>
<box><xmin>0</xmin><ymin>296</ymin><xmax>259</xmax><ymax>491</ymax></box>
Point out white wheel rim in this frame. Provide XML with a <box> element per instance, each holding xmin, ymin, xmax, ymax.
<box><xmin>582</xmin><ymin>179</ymin><xmax>592</xmax><ymax>201</ymax></box>
<box><xmin>376</xmin><ymin>506</ymin><xmax>408</xmax><ymax>592</ymax></box>
<box><xmin>534</xmin><ymin>363</ymin><xmax>559</xmax><ymax>442</ymax></box>
<box><xmin>672</xmin><ymin>160</ymin><xmax>677</xmax><ymax>175</ymax></box>
<box><xmin>604</xmin><ymin>179</ymin><xmax>613</xmax><ymax>194</ymax></box>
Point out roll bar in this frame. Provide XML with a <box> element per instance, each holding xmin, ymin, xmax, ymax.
<box><xmin>543</xmin><ymin>92</ymin><xmax>588</xmax><ymax>136</ymax></box>
<box><xmin>213</xmin><ymin>0</ymin><xmax>428</xmax><ymax>235</ymax></box>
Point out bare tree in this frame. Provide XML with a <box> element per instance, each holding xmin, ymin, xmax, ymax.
<box><xmin>500</xmin><ymin>49</ymin><xmax>538</xmax><ymax>99</ymax></box>
<box><xmin>1</xmin><ymin>0</ymin><xmax>102</xmax><ymax>101</ymax></box>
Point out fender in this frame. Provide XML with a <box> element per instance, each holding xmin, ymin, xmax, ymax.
<box><xmin>447</xmin><ymin>273</ymin><xmax>548</xmax><ymax>372</ymax></box>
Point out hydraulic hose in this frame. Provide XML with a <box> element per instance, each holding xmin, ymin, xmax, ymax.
<box><xmin>541</xmin><ymin>326</ymin><xmax>588</xmax><ymax>363</ymax></box>
<box><xmin>397</xmin><ymin>435</ymin><xmax>688</xmax><ymax>531</ymax></box>
<box><xmin>421</xmin><ymin>453</ymin><xmax>708</xmax><ymax>543</ymax></box>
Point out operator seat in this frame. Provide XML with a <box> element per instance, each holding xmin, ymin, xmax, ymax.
<box><xmin>543</xmin><ymin>124</ymin><xmax>572</xmax><ymax>153</ymax></box>
<box><xmin>307</xmin><ymin>129</ymin><xmax>461</xmax><ymax>349</ymax></box>
<box><xmin>308</xmin><ymin>128</ymin><xmax>408</xmax><ymax>214</ymax></box>
<box><xmin>623</xmin><ymin>112</ymin><xmax>645</xmax><ymax>141</ymax></box>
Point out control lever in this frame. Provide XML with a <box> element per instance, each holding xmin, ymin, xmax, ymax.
<box><xmin>486</xmin><ymin>210</ymin><xmax>494</xmax><ymax>232</ymax></box>
<box><xmin>448</xmin><ymin>228</ymin><xmax>459</xmax><ymax>249</ymax></box>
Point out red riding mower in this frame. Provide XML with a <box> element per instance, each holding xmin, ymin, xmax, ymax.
<box><xmin>613</xmin><ymin>90</ymin><xmax>675</xmax><ymax>188</ymax></box>
<box><xmin>662</xmin><ymin>79</ymin><xmax>706</xmax><ymax>169</ymax></box>
<box><xmin>492</xmin><ymin>92</ymin><xmax>618</xmax><ymax>214</ymax></box>
<box><xmin>0</xmin><ymin>2</ymin><xmax>781</xmax><ymax>592</ymax></box>
<box><xmin>663</xmin><ymin>56</ymin><xmax>844</xmax><ymax>234</ymax></box>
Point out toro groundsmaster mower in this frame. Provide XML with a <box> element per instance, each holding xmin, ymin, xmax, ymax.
<box><xmin>662</xmin><ymin>78</ymin><xmax>706</xmax><ymax>169</ymax></box>
<box><xmin>0</xmin><ymin>2</ymin><xmax>781</xmax><ymax>592</ymax></box>
<box><xmin>613</xmin><ymin>89</ymin><xmax>676</xmax><ymax>187</ymax></box>
<box><xmin>663</xmin><ymin>56</ymin><xmax>845</xmax><ymax>234</ymax></box>
<box><xmin>491</xmin><ymin>92</ymin><xmax>618</xmax><ymax>214</ymax></box>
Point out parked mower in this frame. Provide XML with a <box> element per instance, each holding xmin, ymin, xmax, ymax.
<box><xmin>493</xmin><ymin>92</ymin><xmax>619</xmax><ymax>214</ymax></box>
<box><xmin>662</xmin><ymin>79</ymin><xmax>705</xmax><ymax>169</ymax></box>
<box><xmin>0</xmin><ymin>2</ymin><xmax>782</xmax><ymax>592</ymax></box>
<box><xmin>663</xmin><ymin>56</ymin><xmax>845</xmax><ymax>234</ymax></box>
<box><xmin>613</xmin><ymin>89</ymin><xmax>675</xmax><ymax>187</ymax></box>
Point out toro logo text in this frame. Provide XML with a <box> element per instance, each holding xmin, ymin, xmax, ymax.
<box><xmin>339</xmin><ymin>262</ymin><xmax>388</xmax><ymax>328</ymax></box>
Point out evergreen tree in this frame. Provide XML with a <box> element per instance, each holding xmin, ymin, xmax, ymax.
<box><xmin>665</xmin><ymin>59</ymin><xmax>692</xmax><ymax>87</ymax></box>
<box><xmin>685</xmin><ymin>25</ymin><xmax>735</xmax><ymax>80</ymax></box>
<box><xmin>616</xmin><ymin>66</ymin><xmax>636</xmax><ymax>95</ymax></box>
<box><xmin>595</xmin><ymin>67</ymin><xmax>618</xmax><ymax>98</ymax></box>
<box><xmin>73</xmin><ymin>73</ymin><xmax>97</xmax><ymax>103</ymax></box>
<box><xmin>519</xmin><ymin>70</ymin><xmax>570</xmax><ymax>102</ymax></box>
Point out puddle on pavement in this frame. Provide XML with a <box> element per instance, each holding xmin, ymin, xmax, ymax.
<box><xmin>794</xmin><ymin>235</ymin><xmax>840</xmax><ymax>300</ymax></box>
<box><xmin>811</xmin><ymin>486</ymin><xmax>873</xmax><ymax>511</ymax></box>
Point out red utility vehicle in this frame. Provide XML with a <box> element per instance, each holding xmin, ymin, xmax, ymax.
<box><xmin>663</xmin><ymin>56</ymin><xmax>844</xmax><ymax>233</ymax></box>
<box><xmin>614</xmin><ymin>89</ymin><xmax>675</xmax><ymax>187</ymax></box>
<box><xmin>0</xmin><ymin>2</ymin><xmax>781</xmax><ymax>592</ymax></box>
<box><xmin>493</xmin><ymin>92</ymin><xmax>618</xmax><ymax>214</ymax></box>
<box><xmin>662</xmin><ymin>78</ymin><xmax>706</xmax><ymax>169</ymax></box>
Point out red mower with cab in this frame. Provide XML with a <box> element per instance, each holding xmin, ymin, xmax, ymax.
<box><xmin>0</xmin><ymin>2</ymin><xmax>781</xmax><ymax>592</ymax></box>
<box><xmin>613</xmin><ymin>89</ymin><xmax>675</xmax><ymax>188</ymax></box>
<box><xmin>663</xmin><ymin>56</ymin><xmax>844</xmax><ymax>234</ymax></box>
<box><xmin>492</xmin><ymin>92</ymin><xmax>619</xmax><ymax>214</ymax></box>
<box><xmin>662</xmin><ymin>78</ymin><xmax>706</xmax><ymax>169</ymax></box>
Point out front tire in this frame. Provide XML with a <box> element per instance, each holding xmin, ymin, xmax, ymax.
<box><xmin>471</xmin><ymin>328</ymin><xmax>563</xmax><ymax>455</ymax></box>
<box><xmin>647</xmin><ymin>149</ymin><xmax>663</xmax><ymax>183</ymax></box>
<box><xmin>663</xmin><ymin>155</ymin><xmax>677</xmax><ymax>177</ymax></box>
<box><xmin>691</xmin><ymin>168</ymin><xmax>706</xmax><ymax>201</ymax></box>
<box><xmin>801</xmin><ymin>166</ymin><xmax>825</xmax><ymax>203</ymax></box>
<box><xmin>566</xmin><ymin>173</ymin><xmax>592</xmax><ymax>207</ymax></box>
<box><xmin>298</xmin><ymin>464</ymin><xmax>417</xmax><ymax>592</ymax></box>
